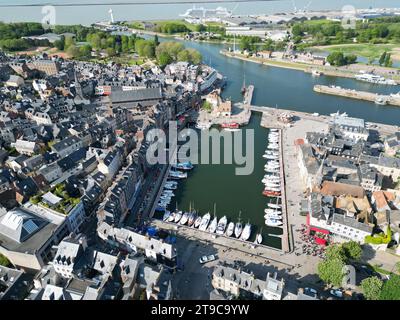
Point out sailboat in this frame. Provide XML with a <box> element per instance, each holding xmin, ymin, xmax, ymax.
<box><xmin>255</xmin><ymin>229</ymin><xmax>263</xmax><ymax>244</ymax></box>
<box><xmin>226</xmin><ymin>222</ymin><xmax>235</xmax><ymax>237</ymax></box>
<box><xmin>208</xmin><ymin>216</ymin><xmax>218</xmax><ymax>233</ymax></box>
<box><xmin>199</xmin><ymin>212</ymin><xmax>211</xmax><ymax>231</ymax></box>
<box><xmin>208</xmin><ymin>203</ymin><xmax>218</xmax><ymax>233</ymax></box>
<box><xmin>188</xmin><ymin>208</ymin><xmax>197</xmax><ymax>227</ymax></box>
<box><xmin>181</xmin><ymin>203</ymin><xmax>192</xmax><ymax>225</ymax></box>
<box><xmin>180</xmin><ymin>211</ymin><xmax>189</xmax><ymax>225</ymax></box>
<box><xmin>194</xmin><ymin>215</ymin><xmax>202</xmax><ymax>228</ymax></box>
<box><xmin>241</xmin><ymin>73</ymin><xmax>246</xmax><ymax>95</ymax></box>
<box><xmin>240</xmin><ymin>221</ymin><xmax>252</xmax><ymax>241</ymax></box>
<box><xmin>174</xmin><ymin>210</ymin><xmax>183</xmax><ymax>223</ymax></box>
<box><xmin>234</xmin><ymin>211</ymin><xmax>243</xmax><ymax>238</ymax></box>
<box><xmin>216</xmin><ymin>216</ymin><xmax>228</xmax><ymax>235</ymax></box>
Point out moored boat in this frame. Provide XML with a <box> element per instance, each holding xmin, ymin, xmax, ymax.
<box><xmin>208</xmin><ymin>216</ymin><xmax>218</xmax><ymax>233</ymax></box>
<box><xmin>265</xmin><ymin>218</ymin><xmax>283</xmax><ymax>227</ymax></box>
<box><xmin>240</xmin><ymin>222</ymin><xmax>252</xmax><ymax>241</ymax></box>
<box><xmin>194</xmin><ymin>215</ymin><xmax>202</xmax><ymax>228</ymax></box>
<box><xmin>180</xmin><ymin>211</ymin><xmax>189</xmax><ymax>225</ymax></box>
<box><xmin>226</xmin><ymin>222</ymin><xmax>235</xmax><ymax>237</ymax></box>
<box><xmin>216</xmin><ymin>216</ymin><xmax>228</xmax><ymax>235</ymax></box>
<box><xmin>188</xmin><ymin>211</ymin><xmax>197</xmax><ymax>227</ymax></box>
<box><xmin>199</xmin><ymin>213</ymin><xmax>211</xmax><ymax>231</ymax></box>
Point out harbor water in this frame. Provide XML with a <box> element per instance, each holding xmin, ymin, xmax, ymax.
<box><xmin>155</xmin><ymin>39</ymin><xmax>400</xmax><ymax>250</ymax></box>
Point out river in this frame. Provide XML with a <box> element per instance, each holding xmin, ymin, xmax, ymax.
<box><xmin>1</xmin><ymin>0</ymin><xmax>400</xmax><ymax>25</ymax></box>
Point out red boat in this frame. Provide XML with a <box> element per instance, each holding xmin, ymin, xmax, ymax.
<box><xmin>221</xmin><ymin>123</ymin><xmax>239</xmax><ymax>129</ymax></box>
<box><xmin>263</xmin><ymin>190</ymin><xmax>281</xmax><ymax>197</ymax></box>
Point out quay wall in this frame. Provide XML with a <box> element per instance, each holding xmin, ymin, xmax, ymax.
<box><xmin>314</xmin><ymin>85</ymin><xmax>400</xmax><ymax>107</ymax></box>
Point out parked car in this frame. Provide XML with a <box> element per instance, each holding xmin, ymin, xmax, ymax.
<box><xmin>304</xmin><ymin>287</ymin><xmax>318</xmax><ymax>298</ymax></box>
<box><xmin>330</xmin><ymin>289</ymin><xmax>343</xmax><ymax>298</ymax></box>
<box><xmin>199</xmin><ymin>254</ymin><xmax>217</xmax><ymax>264</ymax></box>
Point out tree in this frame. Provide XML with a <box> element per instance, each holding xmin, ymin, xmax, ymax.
<box><xmin>64</xmin><ymin>36</ymin><xmax>75</xmax><ymax>50</ymax></box>
<box><xmin>186</xmin><ymin>48</ymin><xmax>202</xmax><ymax>64</ymax></box>
<box><xmin>384</xmin><ymin>53</ymin><xmax>392</xmax><ymax>67</ymax></box>
<box><xmin>106</xmin><ymin>47</ymin><xmax>116</xmax><ymax>57</ymax></box>
<box><xmin>325</xmin><ymin>243</ymin><xmax>347</xmax><ymax>261</ymax></box>
<box><xmin>0</xmin><ymin>253</ymin><xmax>10</xmax><ymax>267</ymax></box>
<box><xmin>379</xmin><ymin>274</ymin><xmax>400</xmax><ymax>300</ymax></box>
<box><xmin>361</xmin><ymin>276</ymin><xmax>383</xmax><ymax>300</ymax></box>
<box><xmin>66</xmin><ymin>45</ymin><xmax>80</xmax><ymax>58</ymax></box>
<box><xmin>317</xmin><ymin>258</ymin><xmax>346</xmax><ymax>287</ymax></box>
<box><xmin>157</xmin><ymin>51</ymin><xmax>172</xmax><ymax>66</ymax></box>
<box><xmin>79</xmin><ymin>44</ymin><xmax>92</xmax><ymax>58</ymax></box>
<box><xmin>177</xmin><ymin>49</ymin><xmax>190</xmax><ymax>63</ymax></box>
<box><xmin>379</xmin><ymin>51</ymin><xmax>387</xmax><ymax>66</ymax></box>
<box><xmin>342</xmin><ymin>241</ymin><xmax>363</xmax><ymax>261</ymax></box>
<box><xmin>54</xmin><ymin>35</ymin><xmax>65</xmax><ymax>50</ymax></box>
<box><xmin>327</xmin><ymin>51</ymin><xmax>346</xmax><ymax>66</ymax></box>
<box><xmin>154</xmin><ymin>34</ymin><xmax>159</xmax><ymax>46</ymax></box>
<box><xmin>345</xmin><ymin>54</ymin><xmax>357</xmax><ymax>65</ymax></box>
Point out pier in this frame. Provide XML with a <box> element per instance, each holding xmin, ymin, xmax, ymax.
<box><xmin>314</xmin><ymin>84</ymin><xmax>400</xmax><ymax>107</ymax></box>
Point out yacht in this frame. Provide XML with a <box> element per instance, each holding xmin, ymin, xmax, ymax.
<box><xmin>234</xmin><ymin>215</ymin><xmax>243</xmax><ymax>238</ymax></box>
<box><xmin>169</xmin><ymin>170</ymin><xmax>187</xmax><ymax>179</ymax></box>
<box><xmin>199</xmin><ymin>213</ymin><xmax>211</xmax><ymax>231</ymax></box>
<box><xmin>265</xmin><ymin>218</ymin><xmax>283</xmax><ymax>227</ymax></box>
<box><xmin>180</xmin><ymin>211</ymin><xmax>189</xmax><ymax>225</ymax></box>
<box><xmin>375</xmin><ymin>96</ymin><xmax>387</xmax><ymax>105</ymax></box>
<box><xmin>255</xmin><ymin>232</ymin><xmax>263</xmax><ymax>244</ymax></box>
<box><xmin>164</xmin><ymin>184</ymin><xmax>177</xmax><ymax>190</ymax></box>
<box><xmin>168</xmin><ymin>211</ymin><xmax>176</xmax><ymax>222</ymax></box>
<box><xmin>240</xmin><ymin>222</ymin><xmax>252</xmax><ymax>241</ymax></box>
<box><xmin>312</xmin><ymin>69</ymin><xmax>322</xmax><ymax>77</ymax></box>
<box><xmin>216</xmin><ymin>216</ymin><xmax>228</xmax><ymax>235</ymax></box>
<box><xmin>263</xmin><ymin>154</ymin><xmax>279</xmax><ymax>160</ymax></box>
<box><xmin>194</xmin><ymin>215</ymin><xmax>202</xmax><ymax>228</ymax></box>
<box><xmin>226</xmin><ymin>222</ymin><xmax>235</xmax><ymax>237</ymax></box>
<box><xmin>195</xmin><ymin>121</ymin><xmax>212</xmax><ymax>130</ymax></box>
<box><xmin>264</xmin><ymin>168</ymin><xmax>280</xmax><ymax>173</ymax></box>
<box><xmin>208</xmin><ymin>216</ymin><xmax>218</xmax><ymax>233</ymax></box>
<box><xmin>268</xmin><ymin>144</ymin><xmax>279</xmax><ymax>150</ymax></box>
<box><xmin>264</xmin><ymin>208</ymin><xmax>282</xmax><ymax>215</ymax></box>
<box><xmin>355</xmin><ymin>72</ymin><xmax>397</xmax><ymax>85</ymax></box>
<box><xmin>188</xmin><ymin>211</ymin><xmax>197</xmax><ymax>227</ymax></box>
<box><xmin>174</xmin><ymin>210</ymin><xmax>183</xmax><ymax>223</ymax></box>
<box><xmin>172</xmin><ymin>162</ymin><xmax>194</xmax><ymax>171</ymax></box>
<box><xmin>264</xmin><ymin>213</ymin><xmax>283</xmax><ymax>220</ymax></box>
<box><xmin>268</xmin><ymin>203</ymin><xmax>281</xmax><ymax>209</ymax></box>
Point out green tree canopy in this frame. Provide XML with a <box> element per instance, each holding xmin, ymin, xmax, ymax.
<box><xmin>379</xmin><ymin>275</ymin><xmax>400</xmax><ymax>300</ymax></box>
<box><xmin>361</xmin><ymin>276</ymin><xmax>383</xmax><ymax>300</ymax></box>
<box><xmin>0</xmin><ymin>253</ymin><xmax>10</xmax><ymax>267</ymax></box>
<box><xmin>157</xmin><ymin>51</ymin><xmax>173</xmax><ymax>67</ymax></box>
<box><xmin>317</xmin><ymin>257</ymin><xmax>346</xmax><ymax>287</ymax></box>
<box><xmin>342</xmin><ymin>241</ymin><xmax>363</xmax><ymax>261</ymax></box>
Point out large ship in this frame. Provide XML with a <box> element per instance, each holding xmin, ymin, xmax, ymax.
<box><xmin>355</xmin><ymin>72</ymin><xmax>397</xmax><ymax>85</ymax></box>
<box><xmin>180</xmin><ymin>6</ymin><xmax>232</xmax><ymax>21</ymax></box>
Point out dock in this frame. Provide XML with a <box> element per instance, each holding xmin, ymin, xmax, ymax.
<box><xmin>314</xmin><ymin>85</ymin><xmax>400</xmax><ymax>107</ymax></box>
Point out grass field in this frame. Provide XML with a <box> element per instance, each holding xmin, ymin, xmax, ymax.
<box><xmin>312</xmin><ymin>43</ymin><xmax>400</xmax><ymax>61</ymax></box>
